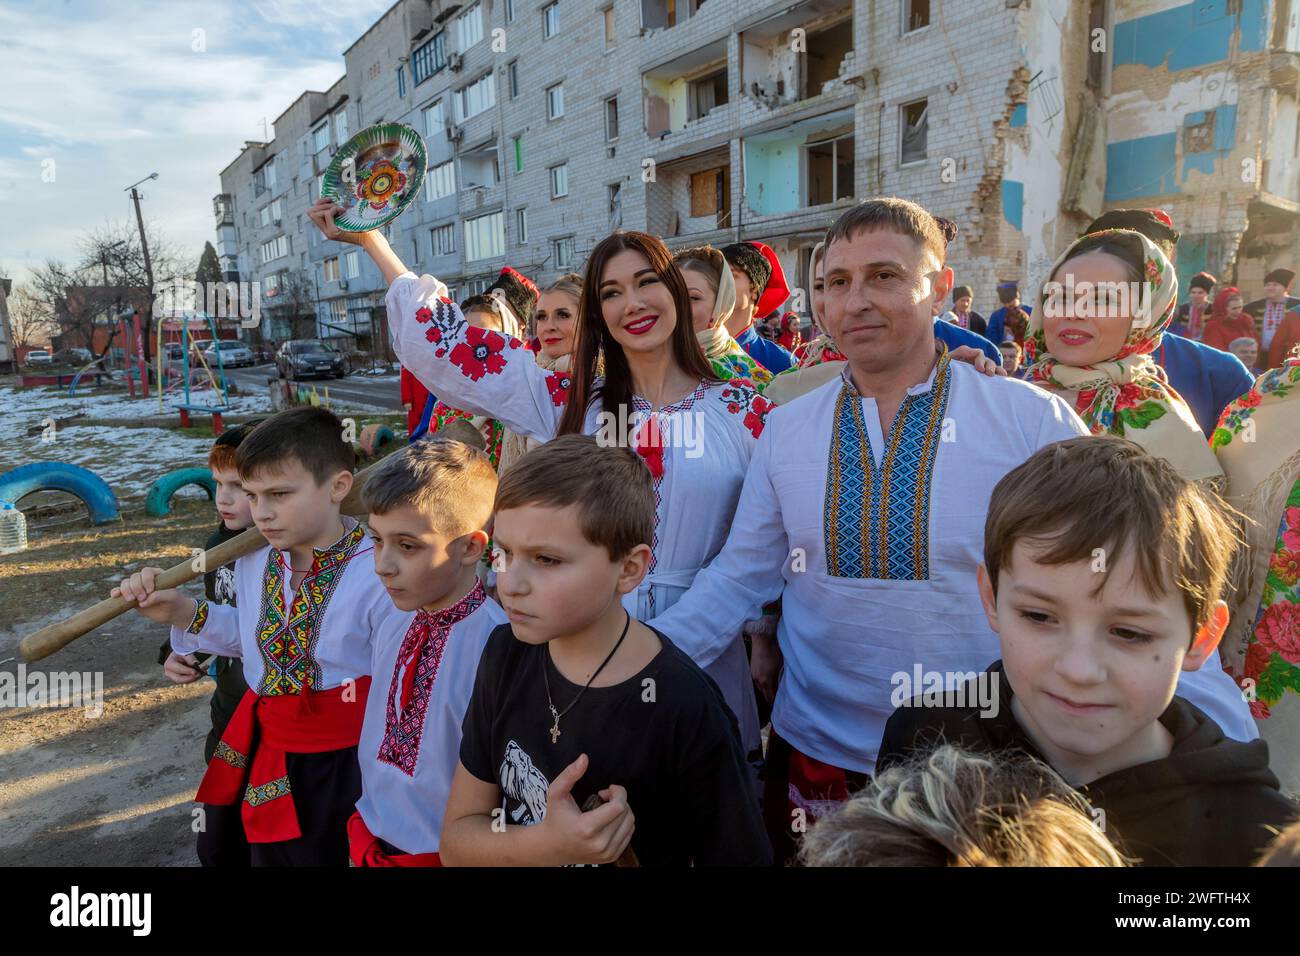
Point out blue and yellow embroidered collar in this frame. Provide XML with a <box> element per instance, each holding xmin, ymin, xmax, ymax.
<box><xmin>824</xmin><ymin>345</ymin><xmax>953</xmax><ymax>581</ymax></box>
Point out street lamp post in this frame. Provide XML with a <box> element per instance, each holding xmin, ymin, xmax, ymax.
<box><xmin>125</xmin><ymin>172</ymin><xmax>158</xmax><ymax>397</ymax></box>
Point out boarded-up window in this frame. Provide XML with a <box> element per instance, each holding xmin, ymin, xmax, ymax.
<box><xmin>690</xmin><ymin>167</ymin><xmax>725</xmax><ymax>216</ymax></box>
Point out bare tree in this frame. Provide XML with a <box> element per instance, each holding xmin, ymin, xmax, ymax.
<box><xmin>267</xmin><ymin>269</ymin><xmax>319</xmax><ymax>341</ymax></box>
<box><xmin>79</xmin><ymin>221</ymin><xmax>185</xmax><ymax>362</ymax></box>
<box><xmin>8</xmin><ymin>284</ymin><xmax>61</xmax><ymax>348</ymax></box>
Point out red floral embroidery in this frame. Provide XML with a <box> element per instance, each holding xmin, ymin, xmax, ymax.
<box><xmin>1249</xmin><ymin>699</ymin><xmax>1272</xmax><ymax>720</ymax></box>
<box><xmin>1271</xmin><ymin>549</ymin><xmax>1300</xmax><ymax>587</ymax></box>
<box><xmin>545</xmin><ymin>371</ymin><xmax>571</xmax><ymax>407</ymax></box>
<box><xmin>449</xmin><ymin>327</ymin><xmax>508</xmax><ymax>381</ymax></box>
<box><xmin>720</xmin><ymin>379</ymin><xmax>770</xmax><ymax>439</ymax></box>
<box><xmin>1256</xmin><ymin>604</ymin><xmax>1300</xmax><ymax>664</ymax></box>
<box><xmin>1237</xmin><ymin>390</ymin><xmax>1262</xmax><ymax>409</ymax></box>
<box><xmin>425</xmin><ymin>325</ymin><xmax>442</xmax><ymax>345</ymax></box>
<box><xmin>415</xmin><ymin>306</ymin><xmax>434</xmax><ymax>324</ymax></box>
<box><xmin>743</xmin><ymin>394</ymin><xmax>773</xmax><ymax>439</ymax></box>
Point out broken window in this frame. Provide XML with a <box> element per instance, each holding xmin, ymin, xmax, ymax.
<box><xmin>688</xmin><ymin>69</ymin><xmax>728</xmax><ymax>121</ymax></box>
<box><xmin>900</xmin><ymin>99</ymin><xmax>928</xmax><ymax>164</ymax></box>
<box><xmin>1184</xmin><ymin>112</ymin><xmax>1216</xmax><ymax>153</ymax></box>
<box><xmin>608</xmin><ymin>182</ymin><xmax>623</xmax><ymax>227</ymax></box>
<box><xmin>606</xmin><ymin>97</ymin><xmax>620</xmax><ymax>140</ymax></box>
<box><xmin>642</xmin><ymin>0</ymin><xmax>678</xmax><ymax>30</ymax></box>
<box><xmin>807</xmin><ymin>134</ymin><xmax>854</xmax><ymax>204</ymax></box>
<box><xmin>904</xmin><ymin>0</ymin><xmax>929</xmax><ymax>33</ymax></box>
<box><xmin>804</xmin><ymin>23</ymin><xmax>854</xmax><ymax>97</ymax></box>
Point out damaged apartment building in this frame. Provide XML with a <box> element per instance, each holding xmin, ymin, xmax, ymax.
<box><xmin>213</xmin><ymin>0</ymin><xmax>1299</xmax><ymax>349</ymax></box>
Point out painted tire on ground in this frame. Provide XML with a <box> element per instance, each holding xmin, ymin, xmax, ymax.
<box><xmin>359</xmin><ymin>424</ymin><xmax>396</xmax><ymax>458</ymax></box>
<box><xmin>144</xmin><ymin>467</ymin><xmax>216</xmax><ymax>517</ymax></box>
<box><xmin>0</xmin><ymin>462</ymin><xmax>121</xmax><ymax>525</ymax></box>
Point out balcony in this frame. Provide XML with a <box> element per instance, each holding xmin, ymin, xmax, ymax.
<box><xmin>643</xmin><ymin>38</ymin><xmax>730</xmax><ymax>142</ymax></box>
<box><xmin>213</xmin><ymin>194</ymin><xmax>234</xmax><ymax>227</ymax></box>
<box><xmin>645</xmin><ymin>146</ymin><xmax>732</xmax><ymax>241</ymax></box>
<box><xmin>739</xmin><ymin>2</ymin><xmax>854</xmax><ymax>113</ymax></box>
<box><xmin>741</xmin><ymin>108</ymin><xmax>855</xmax><ymax>221</ymax></box>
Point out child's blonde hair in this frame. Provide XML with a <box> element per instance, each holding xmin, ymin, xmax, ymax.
<box><xmin>800</xmin><ymin>745</ymin><xmax>1129</xmax><ymax>867</ymax></box>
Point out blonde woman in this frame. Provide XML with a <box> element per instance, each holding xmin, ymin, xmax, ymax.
<box><xmin>498</xmin><ymin>274</ymin><xmax>581</xmax><ymax>474</ymax></box>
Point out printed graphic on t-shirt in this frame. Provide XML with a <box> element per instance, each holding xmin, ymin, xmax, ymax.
<box><xmin>500</xmin><ymin>740</ymin><xmax>549</xmax><ymax>826</ymax></box>
<box><xmin>212</xmin><ymin>565</ymin><xmax>236</xmax><ymax>605</ymax></box>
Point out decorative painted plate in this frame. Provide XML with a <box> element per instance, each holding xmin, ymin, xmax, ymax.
<box><xmin>321</xmin><ymin>122</ymin><xmax>427</xmax><ymax>231</ymax></box>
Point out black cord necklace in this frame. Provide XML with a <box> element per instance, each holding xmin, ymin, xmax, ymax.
<box><xmin>543</xmin><ymin>610</ymin><xmax>631</xmax><ymax>744</ymax></box>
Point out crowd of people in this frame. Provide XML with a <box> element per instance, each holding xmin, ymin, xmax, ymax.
<box><xmin>109</xmin><ymin>194</ymin><xmax>1300</xmax><ymax>868</ymax></box>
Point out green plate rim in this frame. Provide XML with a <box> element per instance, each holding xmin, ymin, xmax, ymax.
<box><xmin>321</xmin><ymin>122</ymin><xmax>428</xmax><ymax>232</ymax></box>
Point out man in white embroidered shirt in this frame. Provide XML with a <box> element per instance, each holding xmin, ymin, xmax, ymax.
<box><xmin>648</xmin><ymin>197</ymin><xmax>1251</xmax><ymax>863</ymax></box>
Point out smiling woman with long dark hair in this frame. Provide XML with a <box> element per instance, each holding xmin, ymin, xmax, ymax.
<box><xmin>308</xmin><ymin>203</ymin><xmax>771</xmax><ymax>773</ymax></box>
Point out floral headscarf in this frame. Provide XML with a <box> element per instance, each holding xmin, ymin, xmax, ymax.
<box><xmin>1023</xmin><ymin>228</ymin><xmax>1221</xmax><ymax>481</ymax></box>
<box><xmin>677</xmin><ymin>246</ymin><xmax>772</xmax><ymax>389</ymax></box>
<box><xmin>1212</xmin><ymin>359</ymin><xmax>1300</xmax><ymax>719</ymax></box>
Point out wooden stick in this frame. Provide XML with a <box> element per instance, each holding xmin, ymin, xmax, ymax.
<box><xmin>19</xmin><ymin>527</ymin><xmax>269</xmax><ymax>662</ymax></box>
<box><xmin>15</xmin><ymin>430</ymin><xmax>449</xmax><ymax>664</ymax></box>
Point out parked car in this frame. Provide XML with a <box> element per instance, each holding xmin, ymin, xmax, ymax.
<box><xmin>24</xmin><ymin>349</ymin><xmax>53</xmax><ymax>367</ymax></box>
<box><xmin>204</xmin><ymin>339</ymin><xmax>256</xmax><ymax>368</ymax></box>
<box><xmin>51</xmin><ymin>347</ymin><xmax>93</xmax><ymax>366</ymax></box>
<box><xmin>276</xmin><ymin>339</ymin><xmax>347</xmax><ymax>379</ymax></box>
<box><xmin>162</xmin><ymin>342</ymin><xmax>185</xmax><ymax>361</ymax></box>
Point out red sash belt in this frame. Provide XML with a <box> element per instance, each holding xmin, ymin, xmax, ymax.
<box><xmin>347</xmin><ymin>811</ymin><xmax>442</xmax><ymax>867</ymax></box>
<box><xmin>196</xmin><ymin>677</ymin><xmax>372</xmax><ymax>844</ymax></box>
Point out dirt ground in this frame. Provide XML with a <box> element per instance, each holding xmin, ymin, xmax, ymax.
<box><xmin>0</xmin><ymin>499</ymin><xmax>219</xmax><ymax>866</ymax></box>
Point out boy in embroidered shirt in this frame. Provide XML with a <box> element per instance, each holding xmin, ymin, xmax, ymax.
<box><xmin>440</xmin><ymin>435</ymin><xmax>770</xmax><ymax>866</ymax></box>
<box><xmin>348</xmin><ymin>438</ymin><xmax>507</xmax><ymax>866</ymax></box>
<box><xmin>113</xmin><ymin>406</ymin><xmax>406</xmax><ymax>866</ymax></box>
<box><xmin>155</xmin><ymin>421</ymin><xmax>260</xmax><ymax>867</ymax></box>
<box><xmin>878</xmin><ymin>437</ymin><xmax>1298</xmax><ymax>866</ymax></box>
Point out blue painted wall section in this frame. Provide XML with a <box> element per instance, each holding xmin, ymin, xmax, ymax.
<box><xmin>1002</xmin><ymin>179</ymin><xmax>1024</xmax><ymax>230</ymax></box>
<box><xmin>1112</xmin><ymin>0</ymin><xmax>1268</xmax><ymax>73</ymax></box>
<box><xmin>1176</xmin><ymin>235</ymin><xmax>1211</xmax><ymax>301</ymax></box>
<box><xmin>1105</xmin><ymin>134</ymin><xmax>1180</xmax><ymax>200</ymax></box>
<box><xmin>1180</xmin><ymin>104</ymin><xmax>1237</xmax><ymax>183</ymax></box>
<box><xmin>1009</xmin><ymin>103</ymin><xmax>1027</xmax><ymax>128</ymax></box>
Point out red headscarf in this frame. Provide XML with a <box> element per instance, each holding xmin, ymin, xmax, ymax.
<box><xmin>776</xmin><ymin>313</ymin><xmax>802</xmax><ymax>352</ymax></box>
<box><xmin>1212</xmin><ymin>287</ymin><xmax>1242</xmax><ymax>321</ymax></box>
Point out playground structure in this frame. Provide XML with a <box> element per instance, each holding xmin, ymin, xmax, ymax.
<box><xmin>0</xmin><ymin>462</ymin><xmax>121</xmax><ymax>525</ymax></box>
<box><xmin>144</xmin><ymin>467</ymin><xmax>216</xmax><ymax>517</ymax></box>
<box><xmin>156</xmin><ymin>311</ymin><xmax>232</xmax><ymax>433</ymax></box>
<box><xmin>1</xmin><ymin>419</ymin><xmax>400</xmax><ymax>529</ymax></box>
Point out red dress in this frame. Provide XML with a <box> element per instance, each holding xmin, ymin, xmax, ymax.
<box><xmin>1201</xmin><ymin>314</ymin><xmax>1259</xmax><ymax>354</ymax></box>
<box><xmin>399</xmin><ymin>368</ymin><xmax>431</xmax><ymax>437</ymax></box>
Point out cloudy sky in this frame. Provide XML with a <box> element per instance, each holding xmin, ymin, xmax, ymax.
<box><xmin>0</xmin><ymin>0</ymin><xmax>392</xmax><ymax>284</ymax></box>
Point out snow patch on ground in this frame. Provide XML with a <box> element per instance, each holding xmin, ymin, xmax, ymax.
<box><xmin>0</xmin><ymin>385</ymin><xmax>392</xmax><ymax>504</ymax></box>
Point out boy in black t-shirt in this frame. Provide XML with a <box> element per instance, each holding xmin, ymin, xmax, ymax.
<box><xmin>440</xmin><ymin>435</ymin><xmax>770</xmax><ymax>866</ymax></box>
<box><xmin>878</xmin><ymin>437</ymin><xmax>1298</xmax><ymax>866</ymax></box>
<box><xmin>155</xmin><ymin>421</ymin><xmax>260</xmax><ymax>867</ymax></box>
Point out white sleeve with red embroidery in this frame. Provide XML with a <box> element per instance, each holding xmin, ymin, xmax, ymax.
<box><xmin>648</xmin><ymin>418</ymin><xmax>789</xmax><ymax>669</ymax></box>
<box><xmin>385</xmin><ymin>272</ymin><xmax>572</xmax><ymax>443</ymax></box>
<box><xmin>169</xmin><ymin>600</ymin><xmax>241</xmax><ymax>658</ymax></box>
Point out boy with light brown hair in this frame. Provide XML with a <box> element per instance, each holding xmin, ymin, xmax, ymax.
<box><xmin>879</xmin><ymin>436</ymin><xmax>1298</xmax><ymax>866</ymax></box>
